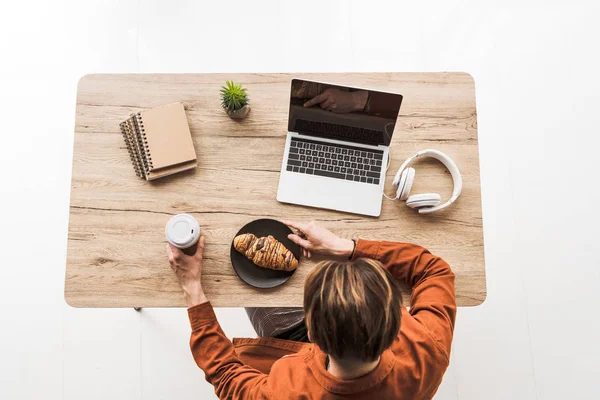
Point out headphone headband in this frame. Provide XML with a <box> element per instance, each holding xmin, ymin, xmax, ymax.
<box><xmin>392</xmin><ymin>149</ymin><xmax>462</xmax><ymax>214</ymax></box>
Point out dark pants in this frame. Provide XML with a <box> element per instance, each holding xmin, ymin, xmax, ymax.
<box><xmin>245</xmin><ymin>307</ymin><xmax>309</xmax><ymax>342</ymax></box>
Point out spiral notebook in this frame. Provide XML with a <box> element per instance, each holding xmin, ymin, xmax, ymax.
<box><xmin>120</xmin><ymin>102</ymin><xmax>197</xmax><ymax>180</ymax></box>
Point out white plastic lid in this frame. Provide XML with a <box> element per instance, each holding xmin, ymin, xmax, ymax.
<box><xmin>165</xmin><ymin>214</ymin><xmax>200</xmax><ymax>249</ymax></box>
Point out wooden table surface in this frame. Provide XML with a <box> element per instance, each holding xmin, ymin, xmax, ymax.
<box><xmin>65</xmin><ymin>73</ymin><xmax>485</xmax><ymax>308</ymax></box>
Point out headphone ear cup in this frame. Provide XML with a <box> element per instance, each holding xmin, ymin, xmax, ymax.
<box><xmin>406</xmin><ymin>193</ymin><xmax>441</xmax><ymax>210</ymax></box>
<box><xmin>395</xmin><ymin>169</ymin><xmax>408</xmax><ymax>199</ymax></box>
<box><xmin>396</xmin><ymin>168</ymin><xmax>415</xmax><ymax>201</ymax></box>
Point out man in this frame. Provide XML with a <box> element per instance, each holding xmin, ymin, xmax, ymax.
<box><xmin>167</xmin><ymin>220</ymin><xmax>456</xmax><ymax>399</ymax></box>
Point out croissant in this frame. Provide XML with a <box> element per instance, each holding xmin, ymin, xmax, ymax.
<box><xmin>233</xmin><ymin>233</ymin><xmax>298</xmax><ymax>271</ymax></box>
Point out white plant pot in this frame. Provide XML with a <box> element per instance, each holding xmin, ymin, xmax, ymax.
<box><xmin>226</xmin><ymin>105</ymin><xmax>251</xmax><ymax>119</ymax></box>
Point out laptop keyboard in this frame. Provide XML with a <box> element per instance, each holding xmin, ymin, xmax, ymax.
<box><xmin>286</xmin><ymin>138</ymin><xmax>384</xmax><ymax>185</ymax></box>
<box><xmin>295</xmin><ymin>119</ymin><xmax>384</xmax><ymax>144</ymax></box>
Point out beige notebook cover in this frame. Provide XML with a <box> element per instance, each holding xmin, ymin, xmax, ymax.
<box><xmin>136</xmin><ymin>102</ymin><xmax>197</xmax><ymax>171</ymax></box>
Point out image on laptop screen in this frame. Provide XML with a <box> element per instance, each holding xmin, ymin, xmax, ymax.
<box><xmin>288</xmin><ymin>79</ymin><xmax>403</xmax><ymax>147</ymax></box>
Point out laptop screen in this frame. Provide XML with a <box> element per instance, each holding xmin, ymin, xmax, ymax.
<box><xmin>288</xmin><ymin>79</ymin><xmax>403</xmax><ymax>147</ymax></box>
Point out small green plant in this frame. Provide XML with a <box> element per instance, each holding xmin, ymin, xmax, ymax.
<box><xmin>220</xmin><ymin>80</ymin><xmax>249</xmax><ymax>112</ymax></box>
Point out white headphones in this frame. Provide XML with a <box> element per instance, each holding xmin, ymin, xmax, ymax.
<box><xmin>390</xmin><ymin>149</ymin><xmax>462</xmax><ymax>214</ymax></box>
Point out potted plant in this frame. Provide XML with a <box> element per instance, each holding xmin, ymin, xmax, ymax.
<box><xmin>220</xmin><ymin>80</ymin><xmax>250</xmax><ymax>119</ymax></box>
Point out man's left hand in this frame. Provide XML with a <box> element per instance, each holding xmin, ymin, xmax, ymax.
<box><xmin>167</xmin><ymin>236</ymin><xmax>208</xmax><ymax>307</ymax></box>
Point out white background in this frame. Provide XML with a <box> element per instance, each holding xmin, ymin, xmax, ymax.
<box><xmin>1</xmin><ymin>1</ymin><xmax>599</xmax><ymax>399</ymax></box>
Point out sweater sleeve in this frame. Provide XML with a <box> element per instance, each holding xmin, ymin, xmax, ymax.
<box><xmin>351</xmin><ymin>239</ymin><xmax>456</xmax><ymax>357</ymax></box>
<box><xmin>187</xmin><ymin>302</ymin><xmax>271</xmax><ymax>399</ymax></box>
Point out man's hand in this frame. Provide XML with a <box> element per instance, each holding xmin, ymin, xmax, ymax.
<box><xmin>167</xmin><ymin>236</ymin><xmax>208</xmax><ymax>307</ymax></box>
<box><xmin>303</xmin><ymin>89</ymin><xmax>368</xmax><ymax>114</ymax></box>
<box><xmin>281</xmin><ymin>220</ymin><xmax>355</xmax><ymax>260</ymax></box>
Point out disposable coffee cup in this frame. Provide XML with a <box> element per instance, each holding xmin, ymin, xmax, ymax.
<box><xmin>165</xmin><ymin>214</ymin><xmax>201</xmax><ymax>256</ymax></box>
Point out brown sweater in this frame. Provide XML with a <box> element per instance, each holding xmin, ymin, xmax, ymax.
<box><xmin>187</xmin><ymin>239</ymin><xmax>456</xmax><ymax>399</ymax></box>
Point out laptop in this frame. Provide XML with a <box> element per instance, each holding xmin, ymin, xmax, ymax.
<box><xmin>277</xmin><ymin>79</ymin><xmax>403</xmax><ymax>217</ymax></box>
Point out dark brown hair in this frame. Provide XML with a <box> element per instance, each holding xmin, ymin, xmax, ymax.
<box><xmin>304</xmin><ymin>258</ymin><xmax>402</xmax><ymax>361</ymax></box>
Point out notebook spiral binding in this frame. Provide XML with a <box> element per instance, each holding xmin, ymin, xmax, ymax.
<box><xmin>120</xmin><ymin>121</ymin><xmax>142</xmax><ymax>178</ymax></box>
<box><xmin>135</xmin><ymin>113</ymin><xmax>154</xmax><ymax>172</ymax></box>
<box><xmin>127</xmin><ymin>114</ymin><xmax>150</xmax><ymax>177</ymax></box>
<box><xmin>125</xmin><ymin>117</ymin><xmax>147</xmax><ymax>179</ymax></box>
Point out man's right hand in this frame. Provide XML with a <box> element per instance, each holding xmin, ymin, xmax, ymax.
<box><xmin>281</xmin><ymin>220</ymin><xmax>355</xmax><ymax>260</ymax></box>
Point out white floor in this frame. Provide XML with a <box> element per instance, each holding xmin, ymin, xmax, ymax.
<box><xmin>1</xmin><ymin>1</ymin><xmax>599</xmax><ymax>399</ymax></box>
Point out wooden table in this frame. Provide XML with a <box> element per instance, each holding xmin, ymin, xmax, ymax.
<box><xmin>65</xmin><ymin>73</ymin><xmax>485</xmax><ymax>308</ymax></box>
